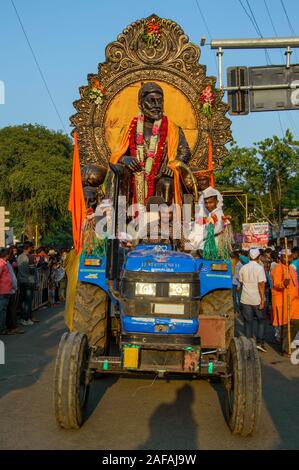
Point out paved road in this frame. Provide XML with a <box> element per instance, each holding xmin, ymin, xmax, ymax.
<box><xmin>0</xmin><ymin>305</ymin><xmax>299</xmax><ymax>450</ymax></box>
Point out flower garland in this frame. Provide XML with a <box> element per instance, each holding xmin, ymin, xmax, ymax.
<box><xmin>200</xmin><ymin>84</ymin><xmax>217</xmax><ymax>119</ymax></box>
<box><xmin>141</xmin><ymin>18</ymin><xmax>161</xmax><ymax>48</ymax></box>
<box><xmin>129</xmin><ymin>114</ymin><xmax>168</xmax><ymax>204</ymax></box>
<box><xmin>83</xmin><ymin>78</ymin><xmax>106</xmax><ymax>106</ymax></box>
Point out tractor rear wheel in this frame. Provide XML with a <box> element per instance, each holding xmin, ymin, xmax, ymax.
<box><xmin>73</xmin><ymin>282</ymin><xmax>108</xmax><ymax>353</ymax></box>
<box><xmin>224</xmin><ymin>336</ymin><xmax>262</xmax><ymax>436</ymax></box>
<box><xmin>54</xmin><ymin>332</ymin><xmax>90</xmax><ymax>429</ymax></box>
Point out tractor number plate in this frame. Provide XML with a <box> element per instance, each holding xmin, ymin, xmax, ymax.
<box><xmin>153</xmin><ymin>304</ymin><xmax>184</xmax><ymax>315</ymax></box>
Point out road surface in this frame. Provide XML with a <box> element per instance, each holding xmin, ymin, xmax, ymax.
<box><xmin>0</xmin><ymin>305</ymin><xmax>298</xmax><ymax>450</ymax></box>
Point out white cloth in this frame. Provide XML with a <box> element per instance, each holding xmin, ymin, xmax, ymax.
<box><xmin>208</xmin><ymin>207</ymin><xmax>224</xmax><ymax>237</ymax></box>
<box><xmin>239</xmin><ymin>260</ymin><xmax>266</xmax><ymax>305</ymax></box>
<box><xmin>187</xmin><ymin>187</ymin><xmax>225</xmax><ymax>251</ymax></box>
<box><xmin>187</xmin><ymin>207</ymin><xmax>224</xmax><ymax>250</ymax></box>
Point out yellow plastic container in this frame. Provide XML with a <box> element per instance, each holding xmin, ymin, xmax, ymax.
<box><xmin>123</xmin><ymin>346</ymin><xmax>139</xmax><ymax>369</ymax></box>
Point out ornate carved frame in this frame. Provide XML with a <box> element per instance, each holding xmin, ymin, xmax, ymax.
<box><xmin>71</xmin><ymin>14</ymin><xmax>232</xmax><ymax>170</ymax></box>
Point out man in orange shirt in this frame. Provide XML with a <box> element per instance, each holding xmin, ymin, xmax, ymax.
<box><xmin>271</xmin><ymin>249</ymin><xmax>299</xmax><ymax>356</ymax></box>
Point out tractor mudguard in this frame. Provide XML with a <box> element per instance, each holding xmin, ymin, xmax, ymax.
<box><xmin>197</xmin><ymin>259</ymin><xmax>233</xmax><ymax>298</ymax></box>
<box><xmin>77</xmin><ymin>255</ymin><xmax>110</xmax><ymax>295</ymax></box>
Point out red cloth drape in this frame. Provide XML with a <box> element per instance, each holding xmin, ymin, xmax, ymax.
<box><xmin>68</xmin><ymin>132</ymin><xmax>86</xmax><ymax>254</ymax></box>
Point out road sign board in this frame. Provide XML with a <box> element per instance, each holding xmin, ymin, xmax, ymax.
<box><xmin>249</xmin><ymin>64</ymin><xmax>299</xmax><ymax>112</ymax></box>
<box><xmin>226</xmin><ymin>64</ymin><xmax>299</xmax><ymax>114</ymax></box>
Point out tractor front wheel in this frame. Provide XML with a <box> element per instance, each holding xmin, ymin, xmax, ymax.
<box><xmin>54</xmin><ymin>332</ymin><xmax>90</xmax><ymax>429</ymax></box>
<box><xmin>224</xmin><ymin>336</ymin><xmax>262</xmax><ymax>437</ymax></box>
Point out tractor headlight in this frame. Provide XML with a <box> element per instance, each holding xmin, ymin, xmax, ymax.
<box><xmin>169</xmin><ymin>283</ymin><xmax>190</xmax><ymax>297</ymax></box>
<box><xmin>135</xmin><ymin>282</ymin><xmax>156</xmax><ymax>296</ymax></box>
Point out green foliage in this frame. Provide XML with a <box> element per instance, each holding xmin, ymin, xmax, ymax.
<box><xmin>215</xmin><ymin>130</ymin><xmax>299</xmax><ymax>238</ymax></box>
<box><xmin>0</xmin><ymin>124</ymin><xmax>73</xmax><ymax>246</ymax></box>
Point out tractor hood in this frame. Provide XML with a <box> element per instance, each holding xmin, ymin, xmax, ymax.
<box><xmin>124</xmin><ymin>248</ymin><xmax>198</xmax><ymax>273</ymax></box>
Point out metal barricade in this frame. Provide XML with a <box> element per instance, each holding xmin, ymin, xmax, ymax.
<box><xmin>32</xmin><ymin>267</ymin><xmax>49</xmax><ymax>311</ymax></box>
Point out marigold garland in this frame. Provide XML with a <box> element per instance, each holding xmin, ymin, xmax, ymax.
<box><xmin>141</xmin><ymin>18</ymin><xmax>161</xmax><ymax>48</ymax></box>
<box><xmin>83</xmin><ymin>78</ymin><xmax>106</xmax><ymax>105</ymax></box>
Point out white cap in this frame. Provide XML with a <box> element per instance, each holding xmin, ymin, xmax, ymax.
<box><xmin>279</xmin><ymin>249</ymin><xmax>292</xmax><ymax>256</ymax></box>
<box><xmin>249</xmin><ymin>248</ymin><xmax>260</xmax><ymax>259</ymax></box>
<box><xmin>202</xmin><ymin>187</ymin><xmax>223</xmax><ymax>209</ymax></box>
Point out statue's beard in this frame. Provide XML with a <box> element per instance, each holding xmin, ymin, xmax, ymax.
<box><xmin>142</xmin><ymin>107</ymin><xmax>163</xmax><ymax>121</ymax></box>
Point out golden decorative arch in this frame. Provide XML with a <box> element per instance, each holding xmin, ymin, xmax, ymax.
<box><xmin>70</xmin><ymin>14</ymin><xmax>232</xmax><ymax>170</ymax></box>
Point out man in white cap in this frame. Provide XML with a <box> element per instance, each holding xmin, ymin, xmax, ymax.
<box><xmin>187</xmin><ymin>187</ymin><xmax>225</xmax><ymax>250</ymax></box>
<box><xmin>239</xmin><ymin>247</ymin><xmax>267</xmax><ymax>352</ymax></box>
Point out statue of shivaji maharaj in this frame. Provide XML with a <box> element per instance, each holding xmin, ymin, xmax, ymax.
<box><xmin>102</xmin><ymin>82</ymin><xmax>192</xmax><ymax>207</ymax></box>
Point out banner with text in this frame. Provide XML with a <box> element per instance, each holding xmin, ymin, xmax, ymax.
<box><xmin>242</xmin><ymin>222</ymin><xmax>269</xmax><ymax>249</ymax></box>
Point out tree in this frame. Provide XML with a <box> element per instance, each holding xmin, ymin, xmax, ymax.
<box><xmin>216</xmin><ymin>130</ymin><xmax>299</xmax><ymax>243</ymax></box>
<box><xmin>0</xmin><ymin>124</ymin><xmax>73</xmax><ymax>246</ymax></box>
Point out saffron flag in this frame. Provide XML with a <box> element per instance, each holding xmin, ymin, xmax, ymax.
<box><xmin>68</xmin><ymin>132</ymin><xmax>86</xmax><ymax>254</ymax></box>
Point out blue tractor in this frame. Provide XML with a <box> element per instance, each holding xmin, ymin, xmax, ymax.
<box><xmin>54</xmin><ymin>164</ymin><xmax>261</xmax><ymax>437</ymax></box>
<box><xmin>53</xmin><ymin>14</ymin><xmax>261</xmax><ymax>437</ymax></box>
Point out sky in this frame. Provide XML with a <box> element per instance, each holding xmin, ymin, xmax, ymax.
<box><xmin>0</xmin><ymin>0</ymin><xmax>299</xmax><ymax>147</ymax></box>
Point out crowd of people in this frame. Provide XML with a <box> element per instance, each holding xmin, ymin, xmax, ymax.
<box><xmin>0</xmin><ymin>242</ymin><xmax>68</xmax><ymax>335</ymax></box>
<box><xmin>1</xmin><ymin>229</ymin><xmax>298</xmax><ymax>358</ymax></box>
<box><xmin>232</xmin><ymin>246</ymin><xmax>299</xmax><ymax>356</ymax></box>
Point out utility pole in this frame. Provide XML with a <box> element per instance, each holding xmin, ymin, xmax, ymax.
<box><xmin>0</xmin><ymin>207</ymin><xmax>10</xmax><ymax>247</ymax></box>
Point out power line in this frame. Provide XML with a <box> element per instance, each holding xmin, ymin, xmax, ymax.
<box><xmin>247</xmin><ymin>0</ymin><xmax>289</xmax><ymax>136</ymax></box>
<box><xmin>280</xmin><ymin>0</ymin><xmax>298</xmax><ymax>61</ymax></box>
<box><xmin>194</xmin><ymin>0</ymin><xmax>218</xmax><ymax>69</ymax></box>
<box><xmin>277</xmin><ymin>113</ymin><xmax>285</xmax><ymax>138</ymax></box>
<box><xmin>194</xmin><ymin>0</ymin><xmax>213</xmax><ymax>40</ymax></box>
<box><xmin>263</xmin><ymin>0</ymin><xmax>298</xmax><ymax>136</ymax></box>
<box><xmin>238</xmin><ymin>0</ymin><xmax>287</xmax><ymax>137</ymax></box>
<box><xmin>238</xmin><ymin>0</ymin><xmax>271</xmax><ymax>64</ymax></box>
<box><xmin>263</xmin><ymin>0</ymin><xmax>284</xmax><ymax>62</ymax></box>
<box><xmin>245</xmin><ymin>0</ymin><xmax>263</xmax><ymax>37</ymax></box>
<box><xmin>245</xmin><ymin>0</ymin><xmax>271</xmax><ymax>64</ymax></box>
<box><xmin>280</xmin><ymin>0</ymin><xmax>296</xmax><ymax>35</ymax></box>
<box><xmin>238</xmin><ymin>0</ymin><xmax>259</xmax><ymax>35</ymax></box>
<box><xmin>10</xmin><ymin>0</ymin><xmax>68</xmax><ymax>134</ymax></box>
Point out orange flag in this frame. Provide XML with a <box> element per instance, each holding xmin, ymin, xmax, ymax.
<box><xmin>68</xmin><ymin>132</ymin><xmax>86</xmax><ymax>254</ymax></box>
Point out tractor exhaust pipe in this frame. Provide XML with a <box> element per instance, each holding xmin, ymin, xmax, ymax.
<box><xmin>105</xmin><ymin>163</ymin><xmax>122</xmax><ymax>281</ymax></box>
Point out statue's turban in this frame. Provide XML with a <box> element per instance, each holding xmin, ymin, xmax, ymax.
<box><xmin>138</xmin><ymin>82</ymin><xmax>163</xmax><ymax>101</ymax></box>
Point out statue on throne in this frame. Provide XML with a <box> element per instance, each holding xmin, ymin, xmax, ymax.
<box><xmin>103</xmin><ymin>82</ymin><xmax>193</xmax><ymax>208</ymax></box>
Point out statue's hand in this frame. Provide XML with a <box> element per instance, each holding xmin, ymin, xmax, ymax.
<box><xmin>121</xmin><ymin>155</ymin><xmax>143</xmax><ymax>173</ymax></box>
<box><xmin>163</xmin><ymin>167</ymin><xmax>174</xmax><ymax>178</ymax></box>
